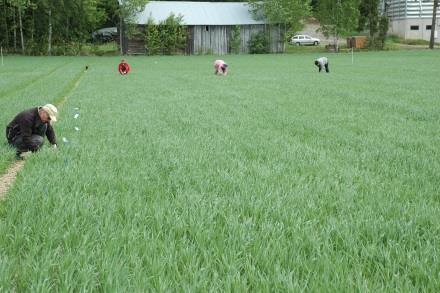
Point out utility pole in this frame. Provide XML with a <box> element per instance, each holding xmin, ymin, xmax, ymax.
<box><xmin>430</xmin><ymin>0</ymin><xmax>439</xmax><ymax>49</ymax></box>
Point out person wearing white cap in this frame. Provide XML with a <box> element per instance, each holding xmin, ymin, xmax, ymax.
<box><xmin>5</xmin><ymin>104</ymin><xmax>58</xmax><ymax>159</ymax></box>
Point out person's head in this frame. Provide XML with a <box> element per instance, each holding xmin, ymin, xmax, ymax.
<box><xmin>314</xmin><ymin>60</ymin><xmax>319</xmax><ymax>66</ymax></box>
<box><xmin>39</xmin><ymin>104</ymin><xmax>58</xmax><ymax>124</ymax></box>
<box><xmin>121</xmin><ymin>59</ymin><xmax>126</xmax><ymax>64</ymax></box>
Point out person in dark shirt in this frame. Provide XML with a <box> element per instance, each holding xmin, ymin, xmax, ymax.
<box><xmin>5</xmin><ymin>104</ymin><xmax>58</xmax><ymax>159</ymax></box>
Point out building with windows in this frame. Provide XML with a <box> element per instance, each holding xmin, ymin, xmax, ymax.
<box><xmin>382</xmin><ymin>0</ymin><xmax>439</xmax><ymax>40</ymax></box>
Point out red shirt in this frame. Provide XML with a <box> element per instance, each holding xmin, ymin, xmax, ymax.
<box><xmin>118</xmin><ymin>62</ymin><xmax>130</xmax><ymax>75</ymax></box>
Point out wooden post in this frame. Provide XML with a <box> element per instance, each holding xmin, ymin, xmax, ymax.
<box><xmin>352</xmin><ymin>47</ymin><xmax>354</xmax><ymax>65</ymax></box>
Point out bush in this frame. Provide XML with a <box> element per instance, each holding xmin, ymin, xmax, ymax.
<box><xmin>365</xmin><ymin>16</ymin><xmax>389</xmax><ymax>50</ymax></box>
<box><xmin>248</xmin><ymin>31</ymin><xmax>268</xmax><ymax>54</ymax></box>
<box><xmin>229</xmin><ymin>25</ymin><xmax>241</xmax><ymax>54</ymax></box>
<box><xmin>145</xmin><ymin>14</ymin><xmax>187</xmax><ymax>55</ymax></box>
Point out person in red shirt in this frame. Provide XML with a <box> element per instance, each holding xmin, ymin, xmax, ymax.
<box><xmin>118</xmin><ymin>59</ymin><xmax>130</xmax><ymax>75</ymax></box>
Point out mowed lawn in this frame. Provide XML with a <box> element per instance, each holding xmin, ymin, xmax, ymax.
<box><xmin>1</xmin><ymin>51</ymin><xmax>439</xmax><ymax>291</ymax></box>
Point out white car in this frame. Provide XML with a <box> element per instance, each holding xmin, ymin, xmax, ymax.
<box><xmin>290</xmin><ymin>35</ymin><xmax>320</xmax><ymax>46</ymax></box>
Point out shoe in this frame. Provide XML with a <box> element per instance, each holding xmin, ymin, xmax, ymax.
<box><xmin>16</xmin><ymin>151</ymin><xmax>31</xmax><ymax>160</ymax></box>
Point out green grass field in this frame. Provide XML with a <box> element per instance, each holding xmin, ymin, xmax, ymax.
<box><xmin>1</xmin><ymin>51</ymin><xmax>440</xmax><ymax>291</ymax></box>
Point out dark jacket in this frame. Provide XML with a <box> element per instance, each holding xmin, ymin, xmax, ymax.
<box><xmin>5</xmin><ymin>107</ymin><xmax>57</xmax><ymax>146</ymax></box>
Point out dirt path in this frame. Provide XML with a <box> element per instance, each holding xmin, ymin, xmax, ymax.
<box><xmin>0</xmin><ymin>160</ymin><xmax>25</xmax><ymax>200</ymax></box>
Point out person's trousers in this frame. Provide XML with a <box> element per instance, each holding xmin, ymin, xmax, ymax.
<box><xmin>9</xmin><ymin>135</ymin><xmax>44</xmax><ymax>153</ymax></box>
<box><xmin>319</xmin><ymin>64</ymin><xmax>330</xmax><ymax>73</ymax></box>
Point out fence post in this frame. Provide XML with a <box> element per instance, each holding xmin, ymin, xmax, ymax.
<box><xmin>352</xmin><ymin>47</ymin><xmax>354</xmax><ymax>65</ymax></box>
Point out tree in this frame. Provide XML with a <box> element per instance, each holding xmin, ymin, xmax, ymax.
<box><xmin>358</xmin><ymin>0</ymin><xmax>389</xmax><ymax>49</ymax></box>
<box><xmin>145</xmin><ymin>13</ymin><xmax>187</xmax><ymax>55</ymax></box>
<box><xmin>248</xmin><ymin>0</ymin><xmax>311</xmax><ymax>41</ymax></box>
<box><xmin>9</xmin><ymin>0</ymin><xmax>28</xmax><ymax>54</ymax></box>
<box><xmin>0</xmin><ymin>0</ymin><xmax>125</xmax><ymax>55</ymax></box>
<box><xmin>145</xmin><ymin>17</ymin><xmax>161</xmax><ymax>55</ymax></box>
<box><xmin>248</xmin><ymin>31</ymin><xmax>268</xmax><ymax>54</ymax></box>
<box><xmin>118</xmin><ymin>0</ymin><xmax>149</xmax><ymax>54</ymax></box>
<box><xmin>229</xmin><ymin>25</ymin><xmax>241</xmax><ymax>54</ymax></box>
<box><xmin>0</xmin><ymin>0</ymin><xmax>11</xmax><ymax>49</ymax></box>
<box><xmin>315</xmin><ymin>0</ymin><xmax>360</xmax><ymax>52</ymax></box>
<box><xmin>430</xmin><ymin>0</ymin><xmax>439</xmax><ymax>49</ymax></box>
<box><xmin>161</xmin><ymin>14</ymin><xmax>186</xmax><ymax>54</ymax></box>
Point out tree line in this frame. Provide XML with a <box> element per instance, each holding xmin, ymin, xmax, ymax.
<box><xmin>0</xmin><ymin>0</ymin><xmax>147</xmax><ymax>55</ymax></box>
<box><xmin>0</xmin><ymin>0</ymin><xmax>428</xmax><ymax>55</ymax></box>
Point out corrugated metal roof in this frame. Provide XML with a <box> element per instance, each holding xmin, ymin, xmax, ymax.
<box><xmin>135</xmin><ymin>1</ymin><xmax>266</xmax><ymax>25</ymax></box>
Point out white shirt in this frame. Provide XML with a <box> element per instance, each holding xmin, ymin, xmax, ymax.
<box><xmin>316</xmin><ymin>57</ymin><xmax>328</xmax><ymax>66</ymax></box>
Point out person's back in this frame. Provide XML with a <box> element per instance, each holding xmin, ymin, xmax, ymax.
<box><xmin>314</xmin><ymin>57</ymin><xmax>329</xmax><ymax>73</ymax></box>
<box><xmin>118</xmin><ymin>60</ymin><xmax>130</xmax><ymax>75</ymax></box>
<box><xmin>214</xmin><ymin>59</ymin><xmax>228</xmax><ymax>76</ymax></box>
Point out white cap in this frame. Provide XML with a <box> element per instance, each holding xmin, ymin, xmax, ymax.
<box><xmin>41</xmin><ymin>104</ymin><xmax>58</xmax><ymax>122</ymax></box>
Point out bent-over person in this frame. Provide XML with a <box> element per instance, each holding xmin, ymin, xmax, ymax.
<box><xmin>6</xmin><ymin>104</ymin><xmax>58</xmax><ymax>159</ymax></box>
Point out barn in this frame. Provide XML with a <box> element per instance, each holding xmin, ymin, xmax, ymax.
<box><xmin>120</xmin><ymin>1</ymin><xmax>285</xmax><ymax>55</ymax></box>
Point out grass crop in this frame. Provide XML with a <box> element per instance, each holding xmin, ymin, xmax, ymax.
<box><xmin>0</xmin><ymin>57</ymin><xmax>86</xmax><ymax>172</ymax></box>
<box><xmin>1</xmin><ymin>51</ymin><xmax>440</xmax><ymax>291</ymax></box>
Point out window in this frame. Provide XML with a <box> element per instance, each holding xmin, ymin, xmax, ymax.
<box><xmin>410</xmin><ymin>25</ymin><xmax>419</xmax><ymax>30</ymax></box>
<box><xmin>426</xmin><ymin>25</ymin><xmax>432</xmax><ymax>30</ymax></box>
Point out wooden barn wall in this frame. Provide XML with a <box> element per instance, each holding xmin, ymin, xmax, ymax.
<box><xmin>239</xmin><ymin>25</ymin><xmax>264</xmax><ymax>53</ymax></box>
<box><xmin>240</xmin><ymin>24</ymin><xmax>284</xmax><ymax>53</ymax></box>
<box><xmin>192</xmin><ymin>25</ymin><xmax>228</xmax><ymax>55</ymax></box>
<box><xmin>141</xmin><ymin>24</ymin><xmax>285</xmax><ymax>55</ymax></box>
<box><xmin>268</xmin><ymin>24</ymin><xmax>284</xmax><ymax>53</ymax></box>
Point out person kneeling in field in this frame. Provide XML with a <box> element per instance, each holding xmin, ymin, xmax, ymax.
<box><xmin>214</xmin><ymin>59</ymin><xmax>228</xmax><ymax>76</ymax></box>
<box><xmin>5</xmin><ymin>104</ymin><xmax>58</xmax><ymax>159</ymax></box>
<box><xmin>314</xmin><ymin>57</ymin><xmax>329</xmax><ymax>73</ymax></box>
<box><xmin>118</xmin><ymin>59</ymin><xmax>131</xmax><ymax>75</ymax></box>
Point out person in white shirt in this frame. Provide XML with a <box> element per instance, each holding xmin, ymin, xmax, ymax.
<box><xmin>314</xmin><ymin>57</ymin><xmax>329</xmax><ymax>73</ymax></box>
<box><xmin>214</xmin><ymin>60</ymin><xmax>228</xmax><ymax>76</ymax></box>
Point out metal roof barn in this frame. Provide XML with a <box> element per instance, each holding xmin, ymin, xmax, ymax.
<box><xmin>120</xmin><ymin>1</ymin><xmax>285</xmax><ymax>55</ymax></box>
<box><xmin>136</xmin><ymin>1</ymin><xmax>266</xmax><ymax>26</ymax></box>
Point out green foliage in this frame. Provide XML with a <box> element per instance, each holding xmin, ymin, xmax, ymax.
<box><xmin>118</xmin><ymin>0</ymin><xmax>149</xmax><ymax>24</ymax></box>
<box><xmin>372</xmin><ymin>15</ymin><xmax>389</xmax><ymax>49</ymax></box>
<box><xmin>0</xmin><ymin>0</ymin><xmax>118</xmax><ymax>55</ymax></box>
<box><xmin>367</xmin><ymin>12</ymin><xmax>389</xmax><ymax>50</ymax></box>
<box><xmin>88</xmin><ymin>42</ymin><xmax>119</xmax><ymax>56</ymax></box>
<box><xmin>315</xmin><ymin>0</ymin><xmax>360</xmax><ymax>51</ymax></box>
<box><xmin>144</xmin><ymin>14</ymin><xmax>187</xmax><ymax>55</ymax></box>
<box><xmin>358</xmin><ymin>0</ymin><xmax>380</xmax><ymax>35</ymax></box>
<box><xmin>248</xmin><ymin>31</ymin><xmax>268</xmax><ymax>54</ymax></box>
<box><xmin>229</xmin><ymin>25</ymin><xmax>241</xmax><ymax>54</ymax></box>
<box><xmin>161</xmin><ymin>13</ymin><xmax>187</xmax><ymax>55</ymax></box>
<box><xmin>1</xmin><ymin>52</ymin><xmax>440</xmax><ymax>290</ymax></box>
<box><xmin>248</xmin><ymin>0</ymin><xmax>311</xmax><ymax>41</ymax></box>
<box><xmin>145</xmin><ymin>18</ymin><xmax>162</xmax><ymax>55</ymax></box>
